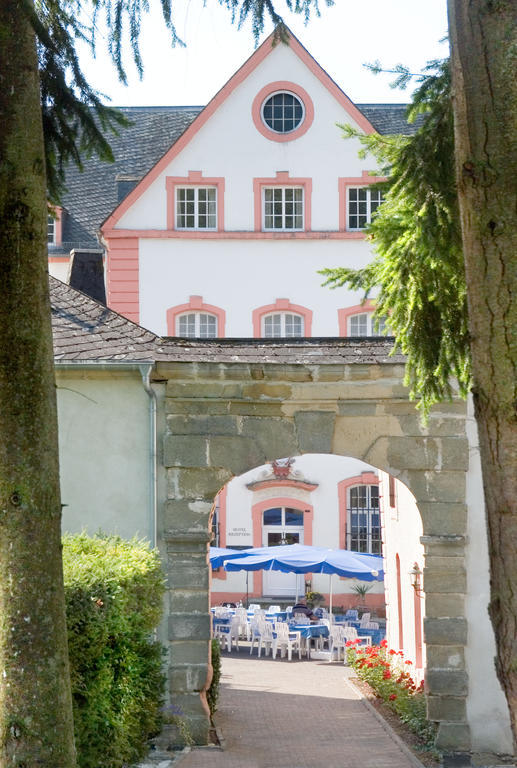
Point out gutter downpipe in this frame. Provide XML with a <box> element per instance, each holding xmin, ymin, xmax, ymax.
<box><xmin>55</xmin><ymin>360</ymin><xmax>158</xmax><ymax>549</ymax></box>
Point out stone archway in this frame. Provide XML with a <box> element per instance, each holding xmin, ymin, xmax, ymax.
<box><xmin>154</xmin><ymin>339</ymin><xmax>505</xmax><ymax>761</ymax></box>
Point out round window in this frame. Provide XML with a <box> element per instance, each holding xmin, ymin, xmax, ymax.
<box><xmin>261</xmin><ymin>91</ymin><xmax>305</xmax><ymax>134</ymax></box>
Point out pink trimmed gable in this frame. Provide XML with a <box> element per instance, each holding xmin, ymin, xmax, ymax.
<box><xmin>166</xmin><ymin>295</ymin><xmax>226</xmax><ymax>337</ymax></box>
<box><xmin>100</xmin><ymin>27</ymin><xmax>377</xmax><ymax>235</ymax></box>
<box><xmin>252</xmin><ymin>298</ymin><xmax>313</xmax><ymax>338</ymax></box>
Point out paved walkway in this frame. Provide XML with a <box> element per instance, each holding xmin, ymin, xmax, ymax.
<box><xmin>178</xmin><ymin>647</ymin><xmax>423</xmax><ymax>768</ymax></box>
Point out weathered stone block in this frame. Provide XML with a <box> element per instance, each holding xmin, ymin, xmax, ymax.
<box><xmin>169</xmin><ymin>640</ymin><xmax>209</xmax><ymax>667</ymax></box>
<box><xmin>166</xmin><ymin>399</ymin><xmax>230</xmax><ymax>415</ymax></box>
<box><xmin>422</xmin><ymin>535</ymin><xmax>467</xmax><ymax>557</ymax></box>
<box><xmin>405</xmin><ymin>470</ymin><xmax>466</xmax><ymax>504</ymax></box>
<box><xmin>426</xmin><ymin>645</ymin><xmax>465</xmax><ymax>669</ymax></box>
<box><xmin>424</xmin><ymin>617</ymin><xmax>468</xmax><ymax>645</ymax></box>
<box><xmin>294</xmin><ymin>411</ymin><xmax>335</xmax><ymax>454</ymax></box>
<box><xmin>418</xmin><ymin>503</ymin><xmax>467</xmax><ymax>536</ymax></box>
<box><xmin>164</xmin><ymin>499</ymin><xmax>211</xmax><ymax>531</ymax></box>
<box><xmin>261</xmin><ymin>364</ymin><xmax>313</xmax><ymax>381</ymax></box>
<box><xmin>166</xmin><ymin>381</ymin><xmax>243</xmax><ymax>399</ymax></box>
<box><xmin>169</xmin><ymin>590</ymin><xmax>209</xmax><ymax>614</ymax></box>
<box><xmin>208</xmin><ymin>435</ymin><xmax>266</xmax><ymax>474</ymax></box>
<box><xmin>427</xmin><ymin>695</ymin><xmax>467</xmax><ymax>723</ymax></box>
<box><xmin>425</xmin><ymin>594</ymin><xmax>466</xmax><ymax>618</ymax></box>
<box><xmin>426</xmin><ymin>669</ymin><xmax>468</xmax><ymax>696</ymax></box>
<box><xmin>240</xmin><ymin>417</ymin><xmax>297</xmax><ymax>458</ymax></box>
<box><xmin>388</xmin><ymin>436</ymin><xmax>441</xmax><ymax>470</ymax></box>
<box><xmin>228</xmin><ymin>400</ymin><xmax>284</xmax><ymax>416</ymax></box>
<box><xmin>167</xmin><ymin>468</ymin><xmax>232</xmax><ymax>499</ymax></box>
<box><xmin>435</xmin><ymin>722</ymin><xmax>471</xmax><ymax>752</ymax></box>
<box><xmin>424</xmin><ymin>567</ymin><xmax>467</xmax><ymax>595</ymax></box>
<box><xmin>314</xmin><ymin>365</ymin><xmax>347</xmax><ymax>382</ymax></box>
<box><xmin>164</xmin><ymin>434</ymin><xmax>208</xmax><ymax>467</ymax></box>
<box><xmin>337</xmin><ymin>401</ymin><xmax>378</xmax><ymax>416</ymax></box>
<box><xmin>170</xmin><ymin>664</ymin><xmax>209</xmax><ymax>692</ymax></box>
<box><xmin>166</xmin><ymin>414</ymin><xmax>239</xmax><ymax>436</ymax></box>
<box><xmin>167</xmin><ymin>565</ymin><xmax>209</xmax><ymax>590</ymax></box>
<box><xmin>241</xmin><ymin>382</ymin><xmax>292</xmax><ymax>400</ymax></box>
<box><xmin>169</xmin><ymin>613</ymin><xmax>211</xmax><ymax>641</ymax></box>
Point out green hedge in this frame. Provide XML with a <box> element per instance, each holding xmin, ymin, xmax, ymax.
<box><xmin>207</xmin><ymin>639</ymin><xmax>222</xmax><ymax>716</ymax></box>
<box><xmin>62</xmin><ymin>533</ymin><xmax>166</xmax><ymax>768</ymax></box>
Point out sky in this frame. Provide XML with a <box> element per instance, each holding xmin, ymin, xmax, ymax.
<box><xmin>77</xmin><ymin>0</ymin><xmax>449</xmax><ymax>108</ymax></box>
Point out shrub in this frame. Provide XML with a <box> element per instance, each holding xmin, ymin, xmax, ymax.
<box><xmin>207</xmin><ymin>638</ymin><xmax>222</xmax><ymax>716</ymax></box>
<box><xmin>347</xmin><ymin>640</ymin><xmax>438</xmax><ymax>753</ymax></box>
<box><xmin>62</xmin><ymin>533</ymin><xmax>166</xmax><ymax>768</ymax></box>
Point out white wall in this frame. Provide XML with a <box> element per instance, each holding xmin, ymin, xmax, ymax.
<box><xmin>380</xmin><ymin>472</ymin><xmax>425</xmax><ymax>674</ymax></box>
<box><xmin>464</xmin><ymin>397</ymin><xmax>513</xmax><ymax>752</ymax></box>
<box><xmin>56</xmin><ymin>368</ymin><xmax>152</xmax><ymax>541</ymax></box>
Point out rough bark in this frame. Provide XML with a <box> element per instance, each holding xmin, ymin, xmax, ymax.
<box><xmin>447</xmin><ymin>0</ymin><xmax>517</xmax><ymax>751</ymax></box>
<box><xmin>0</xmin><ymin>1</ymin><xmax>77</xmax><ymax>765</ymax></box>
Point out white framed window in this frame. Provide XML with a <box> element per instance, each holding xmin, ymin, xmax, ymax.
<box><xmin>47</xmin><ymin>215</ymin><xmax>56</xmax><ymax>244</ymax></box>
<box><xmin>176</xmin><ymin>187</ymin><xmax>217</xmax><ymax>230</ymax></box>
<box><xmin>262</xmin><ymin>313</ymin><xmax>304</xmax><ymax>338</ymax></box>
<box><xmin>347</xmin><ymin>484</ymin><xmax>381</xmax><ymax>555</ymax></box>
<box><xmin>176</xmin><ymin>312</ymin><xmax>217</xmax><ymax>338</ymax></box>
<box><xmin>347</xmin><ymin>187</ymin><xmax>384</xmax><ymax>230</ymax></box>
<box><xmin>263</xmin><ymin>187</ymin><xmax>304</xmax><ymax>231</ymax></box>
<box><xmin>348</xmin><ymin>312</ymin><xmax>387</xmax><ymax>337</ymax></box>
<box><xmin>261</xmin><ymin>92</ymin><xmax>305</xmax><ymax>134</ymax></box>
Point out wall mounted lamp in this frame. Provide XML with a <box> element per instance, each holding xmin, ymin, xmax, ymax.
<box><xmin>409</xmin><ymin>562</ymin><xmax>424</xmax><ymax>597</ymax></box>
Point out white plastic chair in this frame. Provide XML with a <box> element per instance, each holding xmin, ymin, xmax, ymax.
<box><xmin>364</xmin><ymin>621</ymin><xmax>379</xmax><ymax>630</ymax></box>
<box><xmin>217</xmin><ymin>618</ymin><xmax>240</xmax><ymax>652</ymax></box>
<box><xmin>257</xmin><ymin>620</ymin><xmax>275</xmax><ymax>658</ymax></box>
<box><xmin>328</xmin><ymin>626</ymin><xmax>347</xmax><ymax>661</ymax></box>
<box><xmin>249</xmin><ymin>616</ymin><xmax>266</xmax><ymax>655</ymax></box>
<box><xmin>266</xmin><ymin>605</ymin><xmax>281</xmax><ymax>614</ymax></box>
<box><xmin>342</xmin><ymin>625</ymin><xmax>371</xmax><ymax>647</ymax></box>
<box><xmin>272</xmin><ymin>622</ymin><xmax>302</xmax><ymax>661</ymax></box>
<box><xmin>248</xmin><ymin>603</ymin><xmax>262</xmax><ymax>612</ymax></box>
<box><xmin>293</xmin><ymin>612</ymin><xmax>309</xmax><ymax>623</ymax></box>
<box><xmin>359</xmin><ymin>612</ymin><xmax>371</xmax><ymax>627</ymax></box>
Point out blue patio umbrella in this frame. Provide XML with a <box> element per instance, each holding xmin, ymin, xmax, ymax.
<box><xmin>223</xmin><ymin>544</ymin><xmax>384</xmax><ymax>612</ymax></box>
<box><xmin>209</xmin><ymin>546</ymin><xmax>250</xmax><ymax>569</ymax></box>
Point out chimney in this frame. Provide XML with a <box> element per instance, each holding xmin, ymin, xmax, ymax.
<box><xmin>68</xmin><ymin>249</ymin><xmax>106</xmax><ymax>304</ymax></box>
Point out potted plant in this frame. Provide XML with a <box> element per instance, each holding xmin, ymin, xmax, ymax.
<box><xmin>305</xmin><ymin>590</ymin><xmax>325</xmax><ymax>608</ymax></box>
<box><xmin>351</xmin><ymin>582</ymin><xmax>374</xmax><ymax>614</ymax></box>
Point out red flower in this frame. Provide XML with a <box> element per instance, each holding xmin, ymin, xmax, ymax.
<box><xmin>380</xmin><ymin>639</ymin><xmax>388</xmax><ymax>648</ymax></box>
<box><xmin>383</xmin><ymin>670</ymin><xmax>391</xmax><ymax>679</ymax></box>
<box><xmin>388</xmin><ymin>649</ymin><xmax>397</xmax><ymax>655</ymax></box>
<box><xmin>389</xmin><ymin>694</ymin><xmax>397</xmax><ymax>701</ymax></box>
<box><xmin>405</xmin><ymin>660</ymin><xmax>413</xmax><ymax>665</ymax></box>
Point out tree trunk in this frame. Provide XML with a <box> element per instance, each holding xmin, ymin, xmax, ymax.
<box><xmin>0</xmin><ymin>2</ymin><xmax>77</xmax><ymax>765</ymax></box>
<box><xmin>447</xmin><ymin>0</ymin><xmax>517</xmax><ymax>751</ymax></box>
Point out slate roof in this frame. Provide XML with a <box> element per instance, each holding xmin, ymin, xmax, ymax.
<box><xmin>153</xmin><ymin>336</ymin><xmax>405</xmax><ymax>366</ymax></box>
<box><xmin>51</xmin><ymin>102</ymin><xmax>421</xmax><ymax>255</ymax></box>
<box><xmin>50</xmin><ymin>276</ymin><xmax>157</xmax><ymax>361</ymax></box>
<box><xmin>50</xmin><ymin>277</ymin><xmax>405</xmax><ymax>365</ymax></box>
<box><xmin>53</xmin><ymin>107</ymin><xmax>202</xmax><ymax>253</ymax></box>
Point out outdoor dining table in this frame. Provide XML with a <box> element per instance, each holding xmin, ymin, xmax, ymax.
<box><xmin>333</xmin><ymin>618</ymin><xmax>385</xmax><ymax>646</ymax></box>
<box><xmin>289</xmin><ymin>623</ymin><xmax>329</xmax><ymax>659</ymax></box>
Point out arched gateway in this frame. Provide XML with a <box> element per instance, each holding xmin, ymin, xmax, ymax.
<box><xmin>156</xmin><ymin>336</ymin><xmax>512</xmax><ymax>765</ymax></box>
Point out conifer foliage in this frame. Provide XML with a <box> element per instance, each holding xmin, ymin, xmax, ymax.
<box><xmin>321</xmin><ymin>60</ymin><xmax>470</xmax><ymax>417</ymax></box>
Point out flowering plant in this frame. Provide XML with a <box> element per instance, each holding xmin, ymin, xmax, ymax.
<box><xmin>346</xmin><ymin>640</ymin><xmax>437</xmax><ymax>753</ymax></box>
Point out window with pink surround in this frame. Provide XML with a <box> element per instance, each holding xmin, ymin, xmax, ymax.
<box><xmin>252</xmin><ymin>81</ymin><xmax>314</xmax><ymax>143</ymax></box>
<box><xmin>166</xmin><ymin>172</ymin><xmax>225</xmax><ymax>232</ymax></box>
<box><xmin>166</xmin><ymin>296</ymin><xmax>226</xmax><ymax>338</ymax></box>
<box><xmin>338</xmin><ymin>300</ymin><xmax>388</xmax><ymax>337</ymax></box>
<box><xmin>338</xmin><ymin>172</ymin><xmax>387</xmax><ymax>234</ymax></box>
<box><xmin>252</xmin><ymin>299</ymin><xmax>312</xmax><ymax>338</ymax></box>
<box><xmin>253</xmin><ymin>172</ymin><xmax>312</xmax><ymax>232</ymax></box>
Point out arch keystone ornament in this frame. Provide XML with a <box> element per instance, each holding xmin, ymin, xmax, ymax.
<box><xmin>155</xmin><ymin>337</ymin><xmax>512</xmax><ymax>764</ymax></box>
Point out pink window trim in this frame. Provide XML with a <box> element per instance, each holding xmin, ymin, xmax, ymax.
<box><xmin>49</xmin><ymin>205</ymin><xmax>63</xmax><ymax>246</ymax></box>
<box><xmin>103</xmin><ymin>227</ymin><xmax>365</xmax><ymax>241</ymax></box>
<box><xmin>252</xmin><ymin>298</ymin><xmax>313</xmax><ymax>338</ymax></box>
<box><xmin>166</xmin><ymin>295</ymin><xmax>226</xmax><ymax>337</ymax></box>
<box><xmin>166</xmin><ymin>171</ymin><xmax>225</xmax><ymax>232</ymax></box>
<box><xmin>253</xmin><ymin>171</ymin><xmax>312</xmax><ymax>232</ymax></box>
<box><xmin>250</xmin><ymin>497</ymin><xmax>314</xmax><ymax>598</ymax></box>
<box><xmin>251</xmin><ymin>81</ymin><xmax>315</xmax><ymax>143</ymax></box>
<box><xmin>212</xmin><ymin>486</ymin><xmax>228</xmax><ymax>580</ymax></box>
<box><xmin>338</xmin><ymin>172</ymin><xmax>387</xmax><ymax>232</ymax></box>
<box><xmin>338</xmin><ymin>299</ymin><xmax>377</xmax><ymax>337</ymax></box>
<box><xmin>337</xmin><ymin>472</ymin><xmax>379</xmax><ymax>552</ymax></box>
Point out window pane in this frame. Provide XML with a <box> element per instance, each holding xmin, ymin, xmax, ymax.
<box><xmin>285</xmin><ymin>314</ymin><xmax>303</xmax><ymax>337</ymax></box>
<box><xmin>176</xmin><ymin>187</ymin><xmax>216</xmax><ymax>229</ymax></box>
<box><xmin>262</xmin><ymin>92</ymin><xmax>304</xmax><ymax>133</ymax></box>
<box><xmin>285</xmin><ymin>508</ymin><xmax>303</xmax><ymax>526</ymax></box>
<box><xmin>350</xmin><ymin>314</ymin><xmax>368</xmax><ymax>336</ymax></box>
<box><xmin>264</xmin><ymin>508</ymin><xmax>282</xmax><ymax>525</ymax></box>
<box><xmin>47</xmin><ymin>215</ymin><xmax>55</xmax><ymax>244</ymax></box>
<box><xmin>199</xmin><ymin>313</ymin><xmax>217</xmax><ymax>338</ymax></box>
<box><xmin>178</xmin><ymin>313</ymin><xmax>196</xmax><ymax>337</ymax></box>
